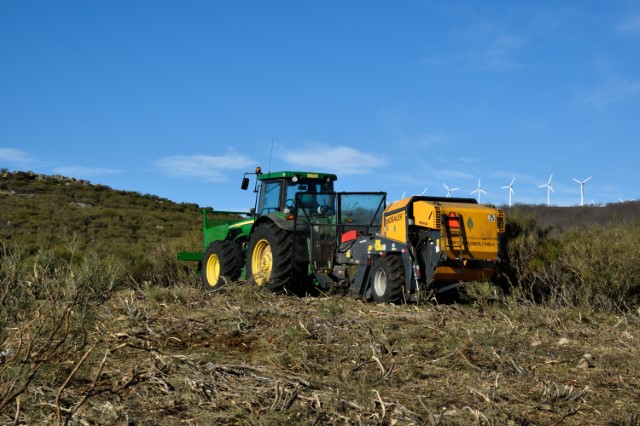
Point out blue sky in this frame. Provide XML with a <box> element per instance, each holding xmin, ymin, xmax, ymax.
<box><xmin>1</xmin><ymin>1</ymin><xmax>639</xmax><ymax>211</ymax></box>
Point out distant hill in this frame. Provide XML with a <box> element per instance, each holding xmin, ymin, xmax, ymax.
<box><xmin>0</xmin><ymin>169</ymin><xmax>213</xmax><ymax>283</ymax></box>
<box><xmin>505</xmin><ymin>202</ymin><xmax>640</xmax><ymax>232</ymax></box>
<box><xmin>3</xmin><ymin>169</ymin><xmax>637</xmax><ymax>252</ymax></box>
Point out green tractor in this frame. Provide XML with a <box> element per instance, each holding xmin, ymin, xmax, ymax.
<box><xmin>177</xmin><ymin>167</ymin><xmax>387</xmax><ymax>295</ymax></box>
<box><xmin>179</xmin><ymin>167</ymin><xmax>505</xmax><ymax>303</ymax></box>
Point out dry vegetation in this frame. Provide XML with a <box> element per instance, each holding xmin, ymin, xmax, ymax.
<box><xmin>2</xmin><ymin>171</ymin><xmax>640</xmax><ymax>425</ymax></box>
<box><xmin>1</xmin><ymin>270</ymin><xmax>640</xmax><ymax>425</ymax></box>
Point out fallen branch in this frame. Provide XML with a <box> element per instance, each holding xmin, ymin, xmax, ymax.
<box><xmin>66</xmin><ymin>350</ymin><xmax>110</xmax><ymax>424</ymax></box>
<box><xmin>56</xmin><ymin>345</ymin><xmax>95</xmax><ymax>424</ymax></box>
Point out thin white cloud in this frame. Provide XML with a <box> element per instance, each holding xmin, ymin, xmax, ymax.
<box><xmin>440</xmin><ymin>169</ymin><xmax>476</xmax><ymax>180</ymax></box>
<box><xmin>0</xmin><ymin>147</ymin><xmax>34</xmax><ymax>164</ymax></box>
<box><xmin>426</xmin><ymin>167</ymin><xmax>476</xmax><ymax>181</ymax></box>
<box><xmin>155</xmin><ymin>152</ymin><xmax>255</xmax><ymax>182</ymax></box>
<box><xmin>416</xmin><ymin>131</ymin><xmax>447</xmax><ymax>146</ymax></box>
<box><xmin>53</xmin><ymin>166</ymin><xmax>121</xmax><ymax>177</ymax></box>
<box><xmin>576</xmin><ymin>77</ymin><xmax>640</xmax><ymax>107</ymax></box>
<box><xmin>457</xmin><ymin>157</ymin><xmax>479</xmax><ymax>164</ymax></box>
<box><xmin>483</xmin><ymin>35</ymin><xmax>527</xmax><ymax>70</ymax></box>
<box><xmin>282</xmin><ymin>143</ymin><xmax>385</xmax><ymax>175</ymax></box>
<box><xmin>617</xmin><ymin>14</ymin><xmax>640</xmax><ymax>34</ymax></box>
<box><xmin>391</xmin><ymin>130</ymin><xmax>449</xmax><ymax>148</ymax></box>
<box><xmin>423</xmin><ymin>33</ymin><xmax>527</xmax><ymax>72</ymax></box>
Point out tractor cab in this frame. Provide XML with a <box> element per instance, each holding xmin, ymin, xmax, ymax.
<box><xmin>242</xmin><ymin>168</ymin><xmax>337</xmax><ymax>217</ymax></box>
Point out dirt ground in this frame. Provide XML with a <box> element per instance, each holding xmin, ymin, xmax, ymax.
<box><xmin>4</xmin><ymin>281</ymin><xmax>640</xmax><ymax>425</ymax></box>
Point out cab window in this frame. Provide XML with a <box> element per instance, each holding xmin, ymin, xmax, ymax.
<box><xmin>259</xmin><ymin>181</ymin><xmax>282</xmax><ymax>214</ymax></box>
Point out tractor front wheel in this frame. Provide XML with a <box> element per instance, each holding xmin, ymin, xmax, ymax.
<box><xmin>246</xmin><ymin>221</ymin><xmax>302</xmax><ymax>294</ymax></box>
<box><xmin>370</xmin><ymin>255</ymin><xmax>405</xmax><ymax>303</ymax></box>
<box><xmin>201</xmin><ymin>241</ymin><xmax>243</xmax><ymax>290</ymax></box>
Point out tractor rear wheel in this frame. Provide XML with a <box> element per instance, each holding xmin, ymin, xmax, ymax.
<box><xmin>246</xmin><ymin>221</ymin><xmax>304</xmax><ymax>294</ymax></box>
<box><xmin>371</xmin><ymin>255</ymin><xmax>405</xmax><ymax>303</ymax></box>
<box><xmin>201</xmin><ymin>241</ymin><xmax>243</xmax><ymax>290</ymax></box>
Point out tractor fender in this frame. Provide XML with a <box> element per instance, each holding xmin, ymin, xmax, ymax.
<box><xmin>227</xmin><ymin>219</ymin><xmax>254</xmax><ymax>242</ymax></box>
<box><xmin>249</xmin><ymin>213</ymin><xmax>311</xmax><ymax>235</ymax></box>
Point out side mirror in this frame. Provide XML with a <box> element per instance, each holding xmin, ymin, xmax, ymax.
<box><xmin>241</xmin><ymin>177</ymin><xmax>250</xmax><ymax>190</ymax></box>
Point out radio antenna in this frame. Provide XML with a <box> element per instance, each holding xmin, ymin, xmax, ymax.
<box><xmin>268</xmin><ymin>137</ymin><xmax>274</xmax><ymax>173</ymax></box>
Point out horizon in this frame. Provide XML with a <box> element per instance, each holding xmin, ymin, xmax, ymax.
<box><xmin>2</xmin><ymin>167</ymin><xmax>635</xmax><ymax>210</ymax></box>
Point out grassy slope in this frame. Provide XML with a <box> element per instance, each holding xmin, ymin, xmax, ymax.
<box><xmin>1</xmin><ymin>170</ymin><xmax>640</xmax><ymax>424</ymax></box>
<box><xmin>0</xmin><ymin>170</ymin><xmax>203</xmax><ymax>252</ymax></box>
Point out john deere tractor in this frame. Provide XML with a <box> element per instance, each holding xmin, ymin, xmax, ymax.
<box><xmin>177</xmin><ymin>167</ymin><xmax>362</xmax><ymax>294</ymax></box>
<box><xmin>178</xmin><ymin>167</ymin><xmax>505</xmax><ymax>302</ymax></box>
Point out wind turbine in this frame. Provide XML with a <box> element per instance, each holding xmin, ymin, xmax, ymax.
<box><xmin>501</xmin><ymin>177</ymin><xmax>515</xmax><ymax>207</ymax></box>
<box><xmin>538</xmin><ymin>174</ymin><xmax>554</xmax><ymax>207</ymax></box>
<box><xmin>470</xmin><ymin>179</ymin><xmax>487</xmax><ymax>203</ymax></box>
<box><xmin>572</xmin><ymin>176</ymin><xmax>592</xmax><ymax>207</ymax></box>
<box><xmin>443</xmin><ymin>183</ymin><xmax>459</xmax><ymax>198</ymax></box>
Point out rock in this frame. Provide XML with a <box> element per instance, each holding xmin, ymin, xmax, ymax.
<box><xmin>577</xmin><ymin>353</ymin><xmax>594</xmax><ymax>369</ymax></box>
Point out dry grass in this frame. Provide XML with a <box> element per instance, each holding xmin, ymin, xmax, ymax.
<box><xmin>3</xmin><ymin>278</ymin><xmax>639</xmax><ymax>425</ymax></box>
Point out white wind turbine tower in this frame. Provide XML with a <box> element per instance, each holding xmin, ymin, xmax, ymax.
<box><xmin>501</xmin><ymin>177</ymin><xmax>515</xmax><ymax>207</ymax></box>
<box><xmin>443</xmin><ymin>183</ymin><xmax>459</xmax><ymax>198</ymax></box>
<box><xmin>538</xmin><ymin>174</ymin><xmax>554</xmax><ymax>207</ymax></box>
<box><xmin>470</xmin><ymin>179</ymin><xmax>487</xmax><ymax>203</ymax></box>
<box><xmin>572</xmin><ymin>176</ymin><xmax>592</xmax><ymax>207</ymax></box>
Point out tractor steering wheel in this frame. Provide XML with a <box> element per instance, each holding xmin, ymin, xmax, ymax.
<box><xmin>285</xmin><ymin>199</ymin><xmax>295</xmax><ymax>210</ymax></box>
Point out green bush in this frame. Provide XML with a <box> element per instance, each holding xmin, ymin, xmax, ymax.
<box><xmin>0</xmin><ymin>243</ymin><xmax>127</xmax><ymax>412</ymax></box>
<box><xmin>559</xmin><ymin>225</ymin><xmax>640</xmax><ymax>311</ymax></box>
<box><xmin>500</xmin><ymin>211</ymin><xmax>640</xmax><ymax>312</ymax></box>
<box><xmin>498</xmin><ymin>210</ymin><xmax>558</xmax><ymax>302</ymax></box>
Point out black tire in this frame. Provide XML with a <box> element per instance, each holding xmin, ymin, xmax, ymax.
<box><xmin>246</xmin><ymin>221</ymin><xmax>305</xmax><ymax>294</ymax></box>
<box><xmin>370</xmin><ymin>255</ymin><xmax>405</xmax><ymax>303</ymax></box>
<box><xmin>201</xmin><ymin>240</ymin><xmax>243</xmax><ymax>291</ymax></box>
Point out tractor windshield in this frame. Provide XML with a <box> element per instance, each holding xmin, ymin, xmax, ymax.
<box><xmin>285</xmin><ymin>179</ymin><xmax>334</xmax><ymax>215</ymax></box>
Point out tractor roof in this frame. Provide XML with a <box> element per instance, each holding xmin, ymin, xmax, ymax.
<box><xmin>257</xmin><ymin>171</ymin><xmax>338</xmax><ymax>181</ymax></box>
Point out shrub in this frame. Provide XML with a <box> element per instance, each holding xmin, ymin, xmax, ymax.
<box><xmin>500</xmin><ymin>211</ymin><xmax>640</xmax><ymax>312</ymax></box>
<box><xmin>559</xmin><ymin>224</ymin><xmax>640</xmax><ymax>311</ymax></box>
<box><xmin>0</xmin><ymin>243</ymin><xmax>127</xmax><ymax>413</ymax></box>
<box><xmin>498</xmin><ymin>210</ymin><xmax>558</xmax><ymax>302</ymax></box>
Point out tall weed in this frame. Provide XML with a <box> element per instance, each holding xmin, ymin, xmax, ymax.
<box><xmin>498</xmin><ymin>210</ymin><xmax>559</xmax><ymax>303</ymax></box>
<box><xmin>143</xmin><ymin>230</ymin><xmax>201</xmax><ymax>287</ymax></box>
<box><xmin>500</xmin><ymin>213</ymin><xmax>640</xmax><ymax>312</ymax></box>
<box><xmin>560</xmin><ymin>225</ymin><xmax>640</xmax><ymax>311</ymax></box>
<box><xmin>0</xmin><ymin>243</ymin><xmax>126</xmax><ymax>414</ymax></box>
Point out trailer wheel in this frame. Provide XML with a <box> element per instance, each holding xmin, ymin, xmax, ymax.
<box><xmin>201</xmin><ymin>241</ymin><xmax>243</xmax><ymax>290</ymax></box>
<box><xmin>371</xmin><ymin>255</ymin><xmax>405</xmax><ymax>303</ymax></box>
<box><xmin>246</xmin><ymin>221</ymin><xmax>302</xmax><ymax>294</ymax></box>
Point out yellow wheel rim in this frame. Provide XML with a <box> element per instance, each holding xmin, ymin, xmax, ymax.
<box><xmin>251</xmin><ymin>239</ymin><xmax>272</xmax><ymax>286</ymax></box>
<box><xmin>205</xmin><ymin>253</ymin><xmax>221</xmax><ymax>287</ymax></box>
